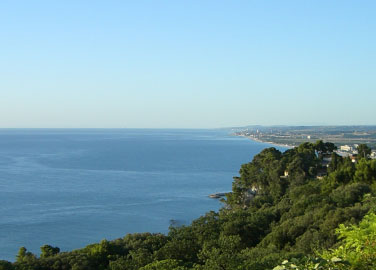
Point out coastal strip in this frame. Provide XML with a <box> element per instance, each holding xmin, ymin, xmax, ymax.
<box><xmin>236</xmin><ymin>134</ymin><xmax>294</xmax><ymax>149</ymax></box>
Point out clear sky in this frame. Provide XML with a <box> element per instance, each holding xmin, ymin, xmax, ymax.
<box><xmin>1</xmin><ymin>0</ymin><xmax>375</xmax><ymax>128</ymax></box>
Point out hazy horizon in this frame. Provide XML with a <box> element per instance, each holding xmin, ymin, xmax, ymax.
<box><xmin>1</xmin><ymin>124</ymin><xmax>376</xmax><ymax>130</ymax></box>
<box><xmin>1</xmin><ymin>1</ymin><xmax>375</xmax><ymax>128</ymax></box>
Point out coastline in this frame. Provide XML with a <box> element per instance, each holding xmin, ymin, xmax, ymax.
<box><xmin>236</xmin><ymin>134</ymin><xmax>294</xmax><ymax>149</ymax></box>
<box><xmin>0</xmin><ymin>129</ymin><xmax>253</xmax><ymax>261</ymax></box>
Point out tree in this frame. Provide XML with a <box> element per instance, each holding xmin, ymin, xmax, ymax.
<box><xmin>354</xmin><ymin>159</ymin><xmax>376</xmax><ymax>184</ymax></box>
<box><xmin>140</xmin><ymin>259</ymin><xmax>188</xmax><ymax>270</ymax></box>
<box><xmin>324</xmin><ymin>142</ymin><xmax>337</xmax><ymax>154</ymax></box>
<box><xmin>328</xmin><ymin>152</ymin><xmax>343</xmax><ymax>173</ymax></box>
<box><xmin>273</xmin><ymin>213</ymin><xmax>376</xmax><ymax>270</ymax></box>
<box><xmin>198</xmin><ymin>235</ymin><xmax>243</xmax><ymax>270</ymax></box>
<box><xmin>0</xmin><ymin>260</ymin><xmax>14</xmax><ymax>270</ymax></box>
<box><xmin>40</xmin><ymin>244</ymin><xmax>60</xmax><ymax>258</ymax></box>
<box><xmin>357</xmin><ymin>144</ymin><xmax>371</xmax><ymax>159</ymax></box>
<box><xmin>322</xmin><ymin>213</ymin><xmax>376</xmax><ymax>269</ymax></box>
<box><xmin>16</xmin><ymin>247</ymin><xmax>36</xmax><ymax>263</ymax></box>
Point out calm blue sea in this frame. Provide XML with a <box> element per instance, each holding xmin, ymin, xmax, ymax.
<box><xmin>0</xmin><ymin>129</ymin><xmax>285</xmax><ymax>261</ymax></box>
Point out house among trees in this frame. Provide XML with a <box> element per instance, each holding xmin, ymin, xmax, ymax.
<box><xmin>322</xmin><ymin>155</ymin><xmax>332</xmax><ymax>167</ymax></box>
<box><xmin>350</xmin><ymin>155</ymin><xmax>357</xmax><ymax>163</ymax></box>
<box><xmin>280</xmin><ymin>170</ymin><xmax>289</xmax><ymax>178</ymax></box>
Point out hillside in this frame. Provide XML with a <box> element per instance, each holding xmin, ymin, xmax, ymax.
<box><xmin>2</xmin><ymin>141</ymin><xmax>376</xmax><ymax>270</ymax></box>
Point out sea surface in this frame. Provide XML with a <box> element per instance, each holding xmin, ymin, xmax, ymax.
<box><xmin>0</xmin><ymin>129</ymin><xmax>286</xmax><ymax>261</ymax></box>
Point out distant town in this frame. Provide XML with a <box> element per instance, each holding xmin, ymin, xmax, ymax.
<box><xmin>233</xmin><ymin>125</ymin><xmax>376</xmax><ymax>159</ymax></box>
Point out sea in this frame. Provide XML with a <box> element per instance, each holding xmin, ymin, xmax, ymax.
<box><xmin>0</xmin><ymin>129</ymin><xmax>286</xmax><ymax>261</ymax></box>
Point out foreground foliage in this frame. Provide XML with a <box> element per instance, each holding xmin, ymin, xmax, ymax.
<box><xmin>3</xmin><ymin>141</ymin><xmax>376</xmax><ymax>270</ymax></box>
<box><xmin>273</xmin><ymin>212</ymin><xmax>376</xmax><ymax>270</ymax></box>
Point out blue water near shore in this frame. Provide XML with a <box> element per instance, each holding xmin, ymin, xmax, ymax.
<box><xmin>0</xmin><ymin>129</ymin><xmax>286</xmax><ymax>261</ymax></box>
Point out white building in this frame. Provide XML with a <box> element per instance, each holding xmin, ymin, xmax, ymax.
<box><xmin>340</xmin><ymin>145</ymin><xmax>352</xmax><ymax>152</ymax></box>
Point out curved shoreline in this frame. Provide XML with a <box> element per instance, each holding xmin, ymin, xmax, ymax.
<box><xmin>237</xmin><ymin>134</ymin><xmax>294</xmax><ymax>149</ymax></box>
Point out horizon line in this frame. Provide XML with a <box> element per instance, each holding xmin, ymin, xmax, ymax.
<box><xmin>1</xmin><ymin>124</ymin><xmax>376</xmax><ymax>130</ymax></box>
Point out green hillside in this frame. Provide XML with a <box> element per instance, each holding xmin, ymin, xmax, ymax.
<box><xmin>3</xmin><ymin>141</ymin><xmax>376</xmax><ymax>270</ymax></box>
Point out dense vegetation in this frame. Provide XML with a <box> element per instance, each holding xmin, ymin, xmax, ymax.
<box><xmin>2</xmin><ymin>141</ymin><xmax>376</xmax><ymax>270</ymax></box>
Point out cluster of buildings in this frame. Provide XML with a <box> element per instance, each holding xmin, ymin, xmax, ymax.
<box><xmin>337</xmin><ymin>144</ymin><xmax>376</xmax><ymax>160</ymax></box>
<box><xmin>339</xmin><ymin>144</ymin><xmax>357</xmax><ymax>153</ymax></box>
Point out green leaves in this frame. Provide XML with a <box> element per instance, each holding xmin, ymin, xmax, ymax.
<box><xmin>40</xmin><ymin>245</ymin><xmax>60</xmax><ymax>259</ymax></box>
<box><xmin>327</xmin><ymin>213</ymin><xmax>376</xmax><ymax>269</ymax></box>
<box><xmin>357</xmin><ymin>144</ymin><xmax>372</xmax><ymax>160</ymax></box>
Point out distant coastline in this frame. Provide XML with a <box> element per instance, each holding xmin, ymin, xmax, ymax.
<box><xmin>236</xmin><ymin>134</ymin><xmax>294</xmax><ymax>149</ymax></box>
<box><xmin>231</xmin><ymin>125</ymin><xmax>376</xmax><ymax>150</ymax></box>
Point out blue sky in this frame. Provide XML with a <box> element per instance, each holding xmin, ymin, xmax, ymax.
<box><xmin>1</xmin><ymin>0</ymin><xmax>375</xmax><ymax>128</ymax></box>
